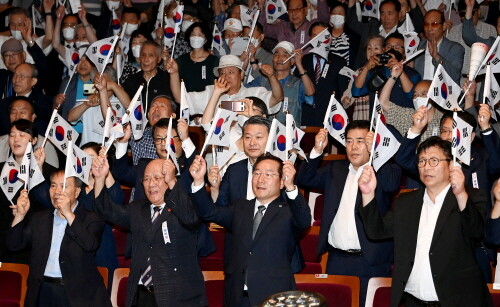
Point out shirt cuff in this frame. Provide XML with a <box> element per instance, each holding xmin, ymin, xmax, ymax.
<box><xmin>115</xmin><ymin>141</ymin><xmax>128</xmax><ymax>159</ymax></box>
<box><xmin>191</xmin><ymin>182</ymin><xmax>205</xmax><ymax>193</ymax></box>
<box><xmin>309</xmin><ymin>148</ymin><xmax>322</xmax><ymax>159</ymax></box>
<box><xmin>406</xmin><ymin>128</ymin><xmax>420</xmax><ymax>139</ymax></box>
<box><xmin>182</xmin><ymin>138</ymin><xmax>195</xmax><ymax>158</ymax></box>
<box><xmin>286</xmin><ymin>186</ymin><xmax>298</xmax><ymax>199</ymax></box>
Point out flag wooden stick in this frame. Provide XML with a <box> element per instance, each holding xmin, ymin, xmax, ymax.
<box><xmin>63</xmin><ymin>140</ymin><xmax>73</xmax><ymax>193</ymax></box>
<box><xmin>369</xmin><ymin>92</ymin><xmax>379</xmax><ymax>131</ymax></box>
<box><xmin>452</xmin><ymin>112</ymin><xmax>458</xmax><ymax>166</ymax></box>
<box><xmin>170</xmin><ymin>32</ymin><xmax>178</xmax><ymax>59</ymax></box>
<box><xmin>212</xmin><ymin>146</ymin><xmax>217</xmax><ymax>166</ymax></box>
<box><xmin>368</xmin><ymin>114</ymin><xmax>381</xmax><ymax>167</ymax></box>
<box><xmin>104</xmin><ymin>138</ymin><xmax>115</xmax><ymax>155</ymax></box>
<box><xmin>283</xmin><ymin>27</ymin><xmax>329</xmax><ymax>64</ymax></box>
<box><xmin>320</xmin><ymin>92</ymin><xmax>335</xmax><ymax>148</ymax></box>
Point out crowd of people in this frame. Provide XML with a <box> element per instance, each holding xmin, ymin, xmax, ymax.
<box><xmin>0</xmin><ymin>0</ymin><xmax>499</xmax><ymax>306</ymax></box>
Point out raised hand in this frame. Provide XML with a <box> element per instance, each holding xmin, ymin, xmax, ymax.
<box><xmin>11</xmin><ymin>189</ymin><xmax>30</xmax><ymax>219</ymax></box>
<box><xmin>358</xmin><ymin>166</ymin><xmax>377</xmax><ymax>200</ymax></box>
<box><xmin>208</xmin><ymin>165</ymin><xmax>221</xmax><ymax>188</ymax></box>
<box><xmin>282</xmin><ymin>160</ymin><xmax>296</xmax><ymax>191</ymax></box>
<box><xmin>34</xmin><ymin>147</ymin><xmax>46</xmax><ymax>170</ymax></box>
<box><xmin>189</xmin><ymin>155</ymin><xmax>207</xmax><ymax>185</ymax></box>
<box><xmin>411</xmin><ymin>106</ymin><xmax>429</xmax><ymax>134</ymax></box>
<box><xmin>260</xmin><ymin>64</ymin><xmax>275</xmax><ymax>78</ymax></box>
<box><xmin>314</xmin><ymin>128</ymin><xmax>329</xmax><ymax>153</ymax></box>
<box><xmin>214</xmin><ymin>77</ymin><xmax>230</xmax><ymax>94</ymax></box>
<box><xmin>162</xmin><ymin>159</ymin><xmax>177</xmax><ymax>188</ymax></box>
<box><xmin>177</xmin><ymin>118</ymin><xmax>189</xmax><ymax>141</ymax></box>
<box><xmin>91</xmin><ymin>154</ymin><xmax>109</xmax><ymax>179</ymax></box>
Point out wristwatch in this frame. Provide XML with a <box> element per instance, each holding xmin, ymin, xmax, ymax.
<box><xmin>389</xmin><ymin>75</ymin><xmax>397</xmax><ymax>81</ymax></box>
<box><xmin>298</xmin><ymin>70</ymin><xmax>307</xmax><ymax>77</ymax></box>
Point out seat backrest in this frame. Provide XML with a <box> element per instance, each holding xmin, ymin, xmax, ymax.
<box><xmin>488</xmin><ymin>284</ymin><xmax>500</xmax><ymax>307</ymax></box>
<box><xmin>298</xmin><ymin>227</ymin><xmax>323</xmax><ymax>274</ymax></box>
<box><xmin>112</xmin><ymin>227</ymin><xmax>131</xmax><ymax>268</ymax></box>
<box><xmin>365</xmin><ymin>277</ymin><xmax>392</xmax><ymax>307</ymax></box>
<box><xmin>0</xmin><ymin>262</ymin><xmax>29</xmax><ymax>307</ymax></box>
<box><xmin>98</xmin><ymin>266</ymin><xmax>109</xmax><ymax>289</ymax></box>
<box><xmin>199</xmin><ymin>229</ymin><xmax>225</xmax><ymax>271</ymax></box>
<box><xmin>111</xmin><ymin>268</ymin><xmax>130</xmax><ymax>307</ymax></box>
<box><xmin>294</xmin><ymin>274</ymin><xmax>360</xmax><ymax>307</ymax></box>
<box><xmin>203</xmin><ymin>271</ymin><xmax>225</xmax><ymax>307</ymax></box>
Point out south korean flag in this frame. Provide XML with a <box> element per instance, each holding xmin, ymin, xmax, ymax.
<box><xmin>265</xmin><ymin>0</ymin><xmax>287</xmax><ymax>23</ymax></box>
<box><xmin>452</xmin><ymin>112</ymin><xmax>472</xmax><ymax>166</ymax></box>
<box><xmin>427</xmin><ymin>64</ymin><xmax>462</xmax><ymax>111</ymax></box>
<box><xmin>0</xmin><ymin>157</ymin><xmax>23</xmax><ymax>204</ymax></box>
<box><xmin>323</xmin><ymin>94</ymin><xmax>349</xmax><ymax>146</ymax></box>
<box><xmin>308</xmin><ymin>28</ymin><xmax>331</xmax><ymax>60</ymax></box>
<box><xmin>46</xmin><ymin>110</ymin><xmax>80</xmax><ymax>155</ymax></box>
<box><xmin>372</xmin><ymin>117</ymin><xmax>400</xmax><ymax>171</ymax></box>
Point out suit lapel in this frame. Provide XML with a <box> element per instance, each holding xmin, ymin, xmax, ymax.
<box><xmin>252</xmin><ymin>198</ymin><xmax>282</xmax><ymax>243</ymax></box>
<box><xmin>40</xmin><ymin>211</ymin><xmax>55</xmax><ymax>264</ymax></box>
<box><xmin>430</xmin><ymin>189</ymin><xmax>455</xmax><ymax>249</ymax></box>
<box><xmin>141</xmin><ymin>203</ymin><xmax>154</xmax><ymax>242</ymax></box>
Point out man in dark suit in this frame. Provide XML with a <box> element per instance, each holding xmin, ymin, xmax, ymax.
<box><xmin>413</xmin><ymin>10</ymin><xmax>465</xmax><ymax>85</ymax></box>
<box><xmin>295</xmin><ymin>22</ymin><xmax>349</xmax><ymax>127</ymax></box>
<box><xmin>298</xmin><ymin>120</ymin><xmax>401</xmax><ymax>304</ymax></box>
<box><xmin>190</xmin><ymin>153</ymin><xmax>311</xmax><ymax>307</ymax></box>
<box><xmin>93</xmin><ymin>158</ymin><xmax>206</xmax><ymax>307</ymax></box>
<box><xmin>6</xmin><ymin>171</ymin><xmax>110</xmax><ymax>307</ymax></box>
<box><xmin>359</xmin><ymin>136</ymin><xmax>490</xmax><ymax>306</ymax></box>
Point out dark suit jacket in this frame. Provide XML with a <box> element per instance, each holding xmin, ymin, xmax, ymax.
<box><xmin>6</xmin><ymin>204</ymin><xmax>110</xmax><ymax>307</ymax></box>
<box><xmin>94</xmin><ymin>184</ymin><xmax>207</xmax><ymax>307</ymax></box>
<box><xmin>360</xmin><ymin>187</ymin><xmax>491</xmax><ymax>306</ymax></box>
<box><xmin>191</xmin><ymin>188</ymin><xmax>311</xmax><ymax>307</ymax></box>
<box><xmin>298</xmin><ymin>157</ymin><xmax>401</xmax><ymax>267</ymax></box>
<box><xmin>414</xmin><ymin>37</ymin><xmax>465</xmax><ymax>85</ymax></box>
<box><xmin>296</xmin><ymin>52</ymin><xmax>349</xmax><ymax>127</ymax></box>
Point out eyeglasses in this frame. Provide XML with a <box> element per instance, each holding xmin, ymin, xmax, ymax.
<box><xmin>424</xmin><ymin>21</ymin><xmax>442</xmax><ymax>28</ymax></box>
<box><xmin>385</xmin><ymin>44</ymin><xmax>404</xmax><ymax>51</ymax></box>
<box><xmin>13</xmin><ymin>73</ymin><xmax>32</xmax><ymax>80</ymax></box>
<box><xmin>153</xmin><ymin>135</ymin><xmax>179</xmax><ymax>144</ymax></box>
<box><xmin>440</xmin><ymin>129</ymin><xmax>452</xmax><ymax>135</ymax></box>
<box><xmin>417</xmin><ymin>157</ymin><xmax>451</xmax><ymax>168</ymax></box>
<box><xmin>252</xmin><ymin>171</ymin><xmax>280</xmax><ymax>179</ymax></box>
<box><xmin>142</xmin><ymin>175</ymin><xmax>165</xmax><ymax>184</ymax></box>
<box><xmin>3</xmin><ymin>52</ymin><xmax>22</xmax><ymax>59</ymax></box>
<box><xmin>288</xmin><ymin>6</ymin><xmax>305</xmax><ymax>13</ymax></box>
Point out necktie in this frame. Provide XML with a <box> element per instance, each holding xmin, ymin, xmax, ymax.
<box><xmin>314</xmin><ymin>55</ymin><xmax>322</xmax><ymax>84</ymax></box>
<box><xmin>140</xmin><ymin>206</ymin><xmax>162</xmax><ymax>287</ymax></box>
<box><xmin>252</xmin><ymin>205</ymin><xmax>266</xmax><ymax>239</ymax></box>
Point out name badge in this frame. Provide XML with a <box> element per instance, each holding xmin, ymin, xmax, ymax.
<box><xmin>162</xmin><ymin>221</ymin><xmax>171</xmax><ymax>244</ymax></box>
<box><xmin>432</xmin><ymin>127</ymin><xmax>439</xmax><ymax>136</ymax></box>
<box><xmin>321</xmin><ymin>64</ymin><xmax>329</xmax><ymax>78</ymax></box>
<box><xmin>283</xmin><ymin>97</ymin><xmax>289</xmax><ymax>112</ymax></box>
<box><xmin>202</xmin><ymin>66</ymin><xmax>206</xmax><ymax>80</ymax></box>
<box><xmin>472</xmin><ymin>172</ymin><xmax>479</xmax><ymax>189</ymax></box>
<box><xmin>300</xmin><ymin>31</ymin><xmax>305</xmax><ymax>44</ymax></box>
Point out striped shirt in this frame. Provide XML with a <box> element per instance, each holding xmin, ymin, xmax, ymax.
<box><xmin>330</xmin><ymin>32</ymin><xmax>350</xmax><ymax>66</ymax></box>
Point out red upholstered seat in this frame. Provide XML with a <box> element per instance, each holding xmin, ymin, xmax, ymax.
<box><xmin>113</xmin><ymin>227</ymin><xmax>131</xmax><ymax>268</ymax></box>
<box><xmin>299</xmin><ymin>229</ymin><xmax>321</xmax><ymax>274</ymax></box>
<box><xmin>205</xmin><ymin>280</ymin><xmax>225</xmax><ymax>306</ymax></box>
<box><xmin>488</xmin><ymin>284</ymin><xmax>500</xmax><ymax>307</ymax></box>
<box><xmin>117</xmin><ymin>277</ymin><xmax>129</xmax><ymax>307</ymax></box>
<box><xmin>295</xmin><ymin>274</ymin><xmax>360</xmax><ymax>307</ymax></box>
<box><xmin>0</xmin><ymin>271</ymin><xmax>22</xmax><ymax>307</ymax></box>
<box><xmin>112</xmin><ymin>268</ymin><xmax>130</xmax><ymax>307</ymax></box>
<box><xmin>366</xmin><ymin>277</ymin><xmax>392</xmax><ymax>307</ymax></box>
<box><xmin>200</xmin><ymin>229</ymin><xmax>225</xmax><ymax>271</ymax></box>
<box><xmin>373</xmin><ymin>287</ymin><xmax>391</xmax><ymax>307</ymax></box>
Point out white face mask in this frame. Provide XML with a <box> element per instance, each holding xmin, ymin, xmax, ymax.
<box><xmin>125</xmin><ymin>23</ymin><xmax>138</xmax><ymax>36</ymax></box>
<box><xmin>106</xmin><ymin>0</ymin><xmax>121</xmax><ymax>10</ymax></box>
<box><xmin>250</xmin><ymin>37</ymin><xmax>260</xmax><ymax>48</ymax></box>
<box><xmin>237</xmin><ymin>114</ymin><xmax>248</xmax><ymax>128</ymax></box>
<box><xmin>413</xmin><ymin>96</ymin><xmax>429</xmax><ymax>110</ymax></box>
<box><xmin>182</xmin><ymin>20</ymin><xmax>194</xmax><ymax>33</ymax></box>
<box><xmin>75</xmin><ymin>41</ymin><xmax>89</xmax><ymax>49</ymax></box>
<box><xmin>330</xmin><ymin>15</ymin><xmax>345</xmax><ymax>28</ymax></box>
<box><xmin>309</xmin><ymin>0</ymin><xmax>318</xmax><ymax>6</ymax></box>
<box><xmin>11</xmin><ymin>30</ymin><xmax>22</xmax><ymax>40</ymax></box>
<box><xmin>189</xmin><ymin>36</ymin><xmax>206</xmax><ymax>49</ymax></box>
<box><xmin>62</xmin><ymin>27</ymin><xmax>75</xmax><ymax>41</ymax></box>
<box><xmin>132</xmin><ymin>44</ymin><xmax>142</xmax><ymax>58</ymax></box>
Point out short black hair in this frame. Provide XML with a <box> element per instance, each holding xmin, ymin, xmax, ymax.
<box><xmin>253</xmin><ymin>153</ymin><xmax>284</xmax><ymax>178</ymax></box>
<box><xmin>330</xmin><ymin>2</ymin><xmax>348</xmax><ymax>14</ymax></box>
<box><xmin>9</xmin><ymin>7</ymin><xmax>29</xmax><ymax>19</ymax></box>
<box><xmin>152</xmin><ymin>117</ymin><xmax>178</xmax><ymax>136</ymax></box>
<box><xmin>8</xmin><ymin>96</ymin><xmax>35</xmax><ymax>114</ymax></box>
<box><xmin>385</xmin><ymin>32</ymin><xmax>404</xmax><ymax>44</ymax></box>
<box><xmin>440</xmin><ymin>111</ymin><xmax>477</xmax><ymax>130</ymax></box>
<box><xmin>184</xmin><ymin>21</ymin><xmax>212</xmax><ymax>51</ymax></box>
<box><xmin>122</xmin><ymin>6</ymin><xmax>141</xmax><ymax>20</ymax></box>
<box><xmin>380</xmin><ymin>0</ymin><xmax>401</xmax><ymax>12</ymax></box>
<box><xmin>10</xmin><ymin>119</ymin><xmax>37</xmax><ymax>138</ymax></box>
<box><xmin>242</xmin><ymin>116</ymin><xmax>272</xmax><ymax>134</ymax></box>
<box><xmin>81</xmin><ymin>142</ymin><xmax>101</xmax><ymax>155</ymax></box>
<box><xmin>345</xmin><ymin>120</ymin><xmax>370</xmax><ymax>136</ymax></box>
<box><xmin>287</xmin><ymin>0</ymin><xmax>308</xmax><ymax>9</ymax></box>
<box><xmin>246</xmin><ymin>96</ymin><xmax>268</xmax><ymax>117</ymax></box>
<box><xmin>308</xmin><ymin>21</ymin><xmax>331</xmax><ymax>37</ymax></box>
<box><xmin>127</xmin><ymin>29</ymin><xmax>153</xmax><ymax>60</ymax></box>
<box><xmin>50</xmin><ymin>169</ymin><xmax>84</xmax><ymax>189</ymax></box>
<box><xmin>416</xmin><ymin>136</ymin><xmax>453</xmax><ymax>160</ymax></box>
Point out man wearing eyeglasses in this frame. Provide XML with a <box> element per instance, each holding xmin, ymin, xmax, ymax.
<box><xmin>414</xmin><ymin>9</ymin><xmax>465</xmax><ymax>85</ymax></box>
<box><xmin>190</xmin><ymin>153</ymin><xmax>311</xmax><ymax>307</ymax></box>
<box><xmin>359</xmin><ymin>136</ymin><xmax>490</xmax><ymax>306</ymax></box>
<box><xmin>297</xmin><ymin>120</ymin><xmax>402</xmax><ymax>305</ymax></box>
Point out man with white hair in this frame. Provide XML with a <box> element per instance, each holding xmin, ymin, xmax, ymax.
<box><xmin>247</xmin><ymin>41</ymin><xmax>314</xmax><ymax>126</ymax></box>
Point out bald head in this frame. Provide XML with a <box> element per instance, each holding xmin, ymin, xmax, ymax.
<box><xmin>143</xmin><ymin>159</ymin><xmax>168</xmax><ymax>206</ymax></box>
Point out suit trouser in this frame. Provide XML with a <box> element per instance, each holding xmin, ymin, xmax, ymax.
<box><xmin>326</xmin><ymin>248</ymin><xmax>391</xmax><ymax>306</ymax></box>
<box><xmin>36</xmin><ymin>280</ymin><xmax>71</xmax><ymax>307</ymax></box>
<box><xmin>133</xmin><ymin>286</ymin><xmax>158</xmax><ymax>307</ymax></box>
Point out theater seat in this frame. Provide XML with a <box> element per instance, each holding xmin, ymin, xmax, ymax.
<box><xmin>488</xmin><ymin>284</ymin><xmax>500</xmax><ymax>307</ymax></box>
<box><xmin>294</xmin><ymin>274</ymin><xmax>360</xmax><ymax>307</ymax></box>
<box><xmin>0</xmin><ymin>263</ymin><xmax>29</xmax><ymax>307</ymax></box>
<box><xmin>365</xmin><ymin>277</ymin><xmax>392</xmax><ymax>307</ymax></box>
<box><xmin>199</xmin><ymin>228</ymin><xmax>225</xmax><ymax>271</ymax></box>
<box><xmin>111</xmin><ymin>268</ymin><xmax>130</xmax><ymax>307</ymax></box>
<box><xmin>203</xmin><ymin>271</ymin><xmax>225</xmax><ymax>307</ymax></box>
<box><xmin>298</xmin><ymin>226</ymin><xmax>325</xmax><ymax>274</ymax></box>
<box><xmin>113</xmin><ymin>226</ymin><xmax>131</xmax><ymax>268</ymax></box>
<box><xmin>98</xmin><ymin>267</ymin><xmax>109</xmax><ymax>289</ymax></box>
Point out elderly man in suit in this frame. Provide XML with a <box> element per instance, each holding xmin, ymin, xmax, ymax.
<box><xmin>7</xmin><ymin>171</ymin><xmax>110</xmax><ymax>307</ymax></box>
<box><xmin>413</xmin><ymin>10</ymin><xmax>465</xmax><ymax>85</ymax></box>
<box><xmin>359</xmin><ymin>136</ymin><xmax>490</xmax><ymax>306</ymax></box>
<box><xmin>298</xmin><ymin>120</ymin><xmax>401</xmax><ymax>304</ymax></box>
<box><xmin>190</xmin><ymin>153</ymin><xmax>311</xmax><ymax>307</ymax></box>
<box><xmin>93</xmin><ymin>158</ymin><xmax>206</xmax><ymax>307</ymax></box>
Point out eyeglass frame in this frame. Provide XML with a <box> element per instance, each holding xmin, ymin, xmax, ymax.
<box><xmin>417</xmin><ymin>157</ymin><xmax>451</xmax><ymax>168</ymax></box>
<box><xmin>153</xmin><ymin>135</ymin><xmax>179</xmax><ymax>144</ymax></box>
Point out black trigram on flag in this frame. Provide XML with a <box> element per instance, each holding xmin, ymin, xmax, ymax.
<box><xmin>2</xmin><ymin>177</ymin><xmax>6</xmax><ymax>185</ymax></box>
<box><xmin>19</xmin><ymin>165</ymin><xmax>26</xmax><ymax>174</ymax></box>
<box><xmin>98</xmin><ymin>58</ymin><xmax>104</xmax><ymax>64</ymax></box>
<box><xmin>218</xmin><ymin>131</ymin><xmax>226</xmax><ymax>140</ymax></box>
<box><xmin>67</xmin><ymin>130</ymin><xmax>73</xmax><ymax>138</ymax></box>
<box><xmin>61</xmin><ymin>143</ymin><xmax>67</xmax><ymax>150</ymax></box>
<box><xmin>8</xmin><ymin>187</ymin><xmax>13</xmax><ymax>193</ymax></box>
<box><xmin>215</xmin><ymin>145</ymin><xmax>224</xmax><ymax>153</ymax></box>
<box><xmin>277</xmin><ymin>7</ymin><xmax>282</xmax><ymax>12</ymax></box>
<box><xmin>452</xmin><ymin>120</ymin><xmax>457</xmax><ymax>129</ymax></box>
<box><xmin>492</xmin><ymin>58</ymin><xmax>500</xmax><ymax>66</ymax></box>
<box><xmin>438</xmin><ymin>73</ymin><xmax>443</xmax><ymax>81</ymax></box>
<box><xmin>375</xmin><ymin>104</ymin><xmax>382</xmax><ymax>113</ymax></box>
<box><xmin>492</xmin><ymin>90</ymin><xmax>498</xmax><ymax>98</ymax></box>
<box><xmin>462</xmin><ymin>127</ymin><xmax>468</xmax><ymax>137</ymax></box>
<box><xmin>7</xmin><ymin>162</ymin><xmax>15</xmax><ymax>167</ymax></box>
<box><xmin>458</xmin><ymin>146</ymin><xmax>466</xmax><ymax>155</ymax></box>
<box><xmin>382</xmin><ymin>137</ymin><xmax>390</xmax><ymax>146</ymax></box>
<box><xmin>53</xmin><ymin>116</ymin><xmax>59</xmax><ymax>124</ymax></box>
<box><xmin>29</xmin><ymin>169</ymin><xmax>35</xmax><ymax>178</ymax></box>
<box><xmin>92</xmin><ymin>47</ymin><xmax>98</xmax><ymax>54</ymax></box>
<box><xmin>374</xmin><ymin>152</ymin><xmax>379</xmax><ymax>159</ymax></box>
<box><xmin>135</xmin><ymin>124</ymin><xmax>142</xmax><ymax>130</ymax></box>
<box><xmin>445</xmin><ymin>101</ymin><xmax>452</xmax><ymax>109</ymax></box>
<box><xmin>26</xmin><ymin>152</ymin><xmax>31</xmax><ymax>159</ymax></box>
<box><xmin>340</xmin><ymin>133</ymin><xmax>345</xmax><ymax>140</ymax></box>
<box><xmin>81</xmin><ymin>157</ymin><xmax>87</xmax><ymax>166</ymax></box>
<box><xmin>330</xmin><ymin>104</ymin><xmax>337</xmax><ymax>112</ymax></box>
<box><xmin>99</xmin><ymin>120</ymin><xmax>105</xmax><ymax>128</ymax></box>
<box><xmin>115</xmin><ymin>104</ymin><xmax>121</xmax><ymax>110</ymax></box>
<box><xmin>433</xmin><ymin>87</ymin><xmax>439</xmax><ymax>96</ymax></box>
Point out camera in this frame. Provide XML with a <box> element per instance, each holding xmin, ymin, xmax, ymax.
<box><xmin>377</xmin><ymin>49</ymin><xmax>404</xmax><ymax>65</ymax></box>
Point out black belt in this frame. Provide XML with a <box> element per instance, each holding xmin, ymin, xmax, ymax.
<box><xmin>331</xmin><ymin>247</ymin><xmax>363</xmax><ymax>256</ymax></box>
<box><xmin>138</xmin><ymin>284</ymin><xmax>154</xmax><ymax>293</ymax></box>
<box><xmin>242</xmin><ymin>290</ymin><xmax>249</xmax><ymax>297</ymax></box>
<box><xmin>403</xmin><ymin>292</ymin><xmax>441</xmax><ymax>307</ymax></box>
<box><xmin>43</xmin><ymin>276</ymin><xmax>64</xmax><ymax>285</ymax></box>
